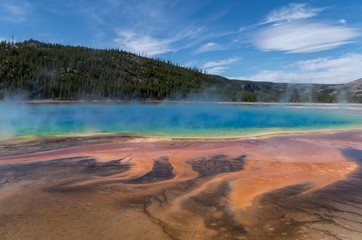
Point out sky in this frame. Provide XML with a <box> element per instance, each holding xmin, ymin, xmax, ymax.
<box><xmin>1</xmin><ymin>0</ymin><xmax>362</xmax><ymax>84</ymax></box>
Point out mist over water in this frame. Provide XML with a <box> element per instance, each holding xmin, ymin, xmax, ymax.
<box><xmin>0</xmin><ymin>102</ymin><xmax>361</xmax><ymax>139</ymax></box>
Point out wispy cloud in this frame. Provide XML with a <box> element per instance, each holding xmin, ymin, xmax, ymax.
<box><xmin>339</xmin><ymin>19</ymin><xmax>347</xmax><ymax>25</ymax></box>
<box><xmin>262</xmin><ymin>3</ymin><xmax>321</xmax><ymax>24</ymax></box>
<box><xmin>195</xmin><ymin>42</ymin><xmax>225</xmax><ymax>53</ymax></box>
<box><xmin>202</xmin><ymin>57</ymin><xmax>241</xmax><ymax>69</ymax></box>
<box><xmin>202</xmin><ymin>57</ymin><xmax>241</xmax><ymax>74</ymax></box>
<box><xmin>252</xmin><ymin>3</ymin><xmax>360</xmax><ymax>53</ymax></box>
<box><xmin>114</xmin><ymin>30</ymin><xmax>175</xmax><ymax>56</ymax></box>
<box><xmin>0</xmin><ymin>1</ymin><xmax>32</xmax><ymax>23</ymax></box>
<box><xmin>235</xmin><ymin>54</ymin><xmax>362</xmax><ymax>84</ymax></box>
<box><xmin>253</xmin><ymin>22</ymin><xmax>359</xmax><ymax>53</ymax></box>
<box><xmin>204</xmin><ymin>66</ymin><xmax>229</xmax><ymax>75</ymax></box>
<box><xmin>70</xmin><ymin>1</ymin><xmax>208</xmax><ymax>52</ymax></box>
<box><xmin>113</xmin><ymin>29</ymin><xmax>202</xmax><ymax>56</ymax></box>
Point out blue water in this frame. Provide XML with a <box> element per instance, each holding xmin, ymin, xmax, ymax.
<box><xmin>1</xmin><ymin>103</ymin><xmax>361</xmax><ymax>139</ymax></box>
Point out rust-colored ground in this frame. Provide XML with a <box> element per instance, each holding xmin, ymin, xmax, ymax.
<box><xmin>0</xmin><ymin>131</ymin><xmax>361</xmax><ymax>240</ymax></box>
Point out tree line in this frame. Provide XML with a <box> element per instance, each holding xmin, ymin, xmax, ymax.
<box><xmin>0</xmin><ymin>40</ymin><xmax>360</xmax><ymax>103</ymax></box>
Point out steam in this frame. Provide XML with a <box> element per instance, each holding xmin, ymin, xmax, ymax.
<box><xmin>1</xmin><ymin>100</ymin><xmax>361</xmax><ymax>141</ymax></box>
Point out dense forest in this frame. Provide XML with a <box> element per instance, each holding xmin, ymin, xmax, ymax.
<box><xmin>0</xmin><ymin>40</ymin><xmax>361</xmax><ymax>102</ymax></box>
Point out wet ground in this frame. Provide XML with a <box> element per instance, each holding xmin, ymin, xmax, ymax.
<box><xmin>0</xmin><ymin>131</ymin><xmax>361</xmax><ymax>240</ymax></box>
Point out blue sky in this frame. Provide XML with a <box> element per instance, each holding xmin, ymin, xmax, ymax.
<box><xmin>1</xmin><ymin>0</ymin><xmax>362</xmax><ymax>84</ymax></box>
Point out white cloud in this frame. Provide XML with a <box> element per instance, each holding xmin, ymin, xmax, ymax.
<box><xmin>253</xmin><ymin>22</ymin><xmax>359</xmax><ymax>53</ymax></box>
<box><xmin>295</xmin><ymin>55</ymin><xmax>362</xmax><ymax>72</ymax></box>
<box><xmin>114</xmin><ymin>30</ymin><xmax>177</xmax><ymax>56</ymax></box>
<box><xmin>201</xmin><ymin>57</ymin><xmax>241</xmax><ymax>75</ymax></box>
<box><xmin>72</xmin><ymin>1</ymin><xmax>233</xmax><ymax>52</ymax></box>
<box><xmin>0</xmin><ymin>2</ymin><xmax>31</xmax><ymax>23</ymax></box>
<box><xmin>339</xmin><ymin>19</ymin><xmax>347</xmax><ymax>25</ymax></box>
<box><xmin>234</xmin><ymin>54</ymin><xmax>362</xmax><ymax>84</ymax></box>
<box><xmin>113</xmin><ymin>28</ymin><xmax>204</xmax><ymax>56</ymax></box>
<box><xmin>205</xmin><ymin>66</ymin><xmax>229</xmax><ymax>75</ymax></box>
<box><xmin>202</xmin><ymin>57</ymin><xmax>241</xmax><ymax>69</ymax></box>
<box><xmin>195</xmin><ymin>42</ymin><xmax>225</xmax><ymax>53</ymax></box>
<box><xmin>183</xmin><ymin>61</ymin><xmax>196</xmax><ymax>68</ymax></box>
<box><xmin>253</xmin><ymin>3</ymin><xmax>360</xmax><ymax>53</ymax></box>
<box><xmin>262</xmin><ymin>3</ymin><xmax>320</xmax><ymax>24</ymax></box>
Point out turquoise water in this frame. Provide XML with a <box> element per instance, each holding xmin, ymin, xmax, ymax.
<box><xmin>0</xmin><ymin>103</ymin><xmax>361</xmax><ymax>139</ymax></box>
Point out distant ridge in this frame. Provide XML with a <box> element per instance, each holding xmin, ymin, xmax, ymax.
<box><xmin>0</xmin><ymin>40</ymin><xmax>361</xmax><ymax>103</ymax></box>
<box><xmin>340</xmin><ymin>78</ymin><xmax>362</xmax><ymax>96</ymax></box>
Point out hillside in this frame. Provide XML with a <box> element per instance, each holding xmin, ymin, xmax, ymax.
<box><xmin>336</xmin><ymin>78</ymin><xmax>362</xmax><ymax>97</ymax></box>
<box><xmin>0</xmin><ymin>40</ymin><xmax>361</xmax><ymax>103</ymax></box>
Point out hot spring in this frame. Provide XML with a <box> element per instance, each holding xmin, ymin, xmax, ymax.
<box><xmin>1</xmin><ymin>103</ymin><xmax>361</xmax><ymax>139</ymax></box>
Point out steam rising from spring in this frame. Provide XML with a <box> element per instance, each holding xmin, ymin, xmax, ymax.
<box><xmin>0</xmin><ymin>101</ymin><xmax>361</xmax><ymax>140</ymax></box>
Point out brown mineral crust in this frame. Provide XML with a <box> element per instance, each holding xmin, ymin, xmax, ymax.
<box><xmin>0</xmin><ymin>131</ymin><xmax>361</xmax><ymax>240</ymax></box>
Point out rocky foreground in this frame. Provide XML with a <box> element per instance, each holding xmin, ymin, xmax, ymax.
<box><xmin>0</xmin><ymin>131</ymin><xmax>361</xmax><ymax>240</ymax></box>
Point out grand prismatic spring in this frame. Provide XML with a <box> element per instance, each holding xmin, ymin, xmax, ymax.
<box><xmin>1</xmin><ymin>103</ymin><xmax>362</xmax><ymax>240</ymax></box>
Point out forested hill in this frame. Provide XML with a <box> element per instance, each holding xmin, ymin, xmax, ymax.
<box><xmin>0</xmin><ymin>40</ymin><xmax>361</xmax><ymax>103</ymax></box>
